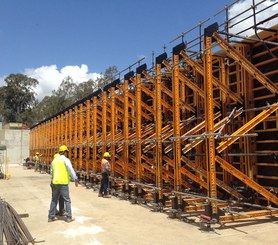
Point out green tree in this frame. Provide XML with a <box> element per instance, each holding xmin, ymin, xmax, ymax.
<box><xmin>33</xmin><ymin>76</ymin><xmax>77</xmax><ymax>121</ymax></box>
<box><xmin>0</xmin><ymin>74</ymin><xmax>38</xmax><ymax>124</ymax></box>
<box><xmin>31</xmin><ymin>66</ymin><xmax>118</xmax><ymax>124</ymax></box>
<box><xmin>97</xmin><ymin>66</ymin><xmax>118</xmax><ymax>88</ymax></box>
<box><xmin>74</xmin><ymin>79</ymin><xmax>98</xmax><ymax>101</ymax></box>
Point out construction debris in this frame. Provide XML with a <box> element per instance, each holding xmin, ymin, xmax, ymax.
<box><xmin>0</xmin><ymin>199</ymin><xmax>41</xmax><ymax>244</ymax></box>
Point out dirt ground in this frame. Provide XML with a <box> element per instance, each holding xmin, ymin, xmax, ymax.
<box><xmin>1</xmin><ymin>165</ymin><xmax>278</xmax><ymax>245</ymax></box>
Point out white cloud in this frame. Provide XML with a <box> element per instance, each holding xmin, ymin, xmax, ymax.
<box><xmin>23</xmin><ymin>64</ymin><xmax>101</xmax><ymax>101</ymax></box>
<box><xmin>229</xmin><ymin>0</ymin><xmax>278</xmax><ymax>37</ymax></box>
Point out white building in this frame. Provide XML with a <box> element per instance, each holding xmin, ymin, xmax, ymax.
<box><xmin>0</xmin><ymin>122</ymin><xmax>30</xmax><ymax>165</ymax></box>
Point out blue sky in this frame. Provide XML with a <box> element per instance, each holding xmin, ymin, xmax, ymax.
<box><xmin>0</xmin><ymin>0</ymin><xmax>276</xmax><ymax>99</ymax></box>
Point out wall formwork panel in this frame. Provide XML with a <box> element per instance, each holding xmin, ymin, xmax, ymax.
<box><xmin>30</xmin><ymin>3</ymin><xmax>278</xmax><ymax>221</ymax></box>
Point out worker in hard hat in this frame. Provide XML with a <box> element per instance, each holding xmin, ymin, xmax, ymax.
<box><xmin>34</xmin><ymin>152</ymin><xmax>41</xmax><ymax>172</ymax></box>
<box><xmin>99</xmin><ymin>152</ymin><xmax>111</xmax><ymax>198</ymax></box>
<box><xmin>48</xmin><ymin>145</ymin><xmax>78</xmax><ymax>223</ymax></box>
<box><xmin>50</xmin><ymin>153</ymin><xmax>66</xmax><ymax>217</ymax></box>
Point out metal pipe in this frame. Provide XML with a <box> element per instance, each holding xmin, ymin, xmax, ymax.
<box><xmin>219</xmin><ymin>133</ymin><xmax>258</xmax><ymax>139</ymax></box>
<box><xmin>218</xmin><ymin>31</ymin><xmax>278</xmax><ymax>46</ymax></box>
<box><xmin>170</xmin><ymin>18</ymin><xmax>210</xmax><ymax>44</ymax></box>
<box><xmin>170</xmin><ymin>133</ymin><xmax>220</xmax><ymax>141</ymax></box>
<box><xmin>171</xmin><ymin>190</ymin><xmax>227</xmax><ymax>203</ymax></box>
<box><xmin>231</xmin><ymin>200</ymin><xmax>278</xmax><ymax>211</ymax></box>
<box><xmin>228</xmin><ymin>0</ymin><xmax>268</xmax><ymax>28</ymax></box>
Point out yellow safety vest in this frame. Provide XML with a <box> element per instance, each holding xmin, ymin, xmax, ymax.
<box><xmin>52</xmin><ymin>157</ymin><xmax>70</xmax><ymax>184</ymax></box>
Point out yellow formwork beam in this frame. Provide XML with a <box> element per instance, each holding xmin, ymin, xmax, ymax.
<box><xmin>172</xmin><ymin>54</ymin><xmax>182</xmax><ymax>192</ymax></box>
<box><xmin>217</xmin><ymin>102</ymin><xmax>278</xmax><ymax>153</ymax></box>
<box><xmin>135</xmin><ymin>74</ymin><xmax>142</xmax><ymax>183</ymax></box>
<box><xmin>74</xmin><ymin>106</ymin><xmax>78</xmax><ymax>169</ymax></box>
<box><xmin>110</xmin><ymin>88</ymin><xmax>116</xmax><ymax>177</ymax></box>
<box><xmin>216</xmin><ymin>156</ymin><xmax>278</xmax><ymax>207</ymax></box>
<box><xmin>219</xmin><ymin>209</ymin><xmax>278</xmax><ymax>222</ymax></box>
<box><xmin>180</xmin><ymin>50</ymin><xmax>243</xmax><ymax>104</ymax></box>
<box><xmin>204</xmin><ymin>36</ymin><xmax>217</xmax><ymax>215</ymax></box>
<box><xmin>69</xmin><ymin>109</ymin><xmax>73</xmax><ymax>160</ymax></box>
<box><xmin>213</xmin><ymin>32</ymin><xmax>278</xmax><ymax>94</ymax></box>
<box><xmin>86</xmin><ymin>100</ymin><xmax>91</xmax><ymax>173</ymax></box>
<box><xmin>155</xmin><ymin>63</ymin><xmax>163</xmax><ymax>195</ymax></box>
<box><xmin>123</xmin><ymin>80</ymin><xmax>129</xmax><ymax>180</ymax></box>
<box><xmin>29</xmin><ymin>26</ymin><xmax>278</xmax><ymax>215</ymax></box>
<box><xmin>92</xmin><ymin>97</ymin><xmax>97</xmax><ymax>173</ymax></box>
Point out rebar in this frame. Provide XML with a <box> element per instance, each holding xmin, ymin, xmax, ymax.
<box><xmin>0</xmin><ymin>199</ymin><xmax>41</xmax><ymax>244</ymax></box>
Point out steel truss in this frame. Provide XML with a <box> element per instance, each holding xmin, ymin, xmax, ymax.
<box><xmin>30</xmin><ymin>0</ymin><xmax>278</xmax><ymax>227</ymax></box>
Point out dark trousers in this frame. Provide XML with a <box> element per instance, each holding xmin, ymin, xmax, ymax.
<box><xmin>99</xmin><ymin>172</ymin><xmax>109</xmax><ymax>195</ymax></box>
<box><xmin>58</xmin><ymin>195</ymin><xmax>64</xmax><ymax>213</ymax></box>
<box><xmin>49</xmin><ymin>184</ymin><xmax>72</xmax><ymax>219</ymax></box>
<box><xmin>50</xmin><ymin>184</ymin><xmax>64</xmax><ymax>213</ymax></box>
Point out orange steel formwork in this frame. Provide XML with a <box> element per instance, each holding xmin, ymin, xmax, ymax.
<box><xmin>30</xmin><ymin>0</ymin><xmax>278</xmax><ymax>224</ymax></box>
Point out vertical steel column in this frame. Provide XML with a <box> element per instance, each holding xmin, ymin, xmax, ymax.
<box><xmin>43</xmin><ymin>123</ymin><xmax>46</xmax><ymax>160</ymax></box>
<box><xmin>220</xmin><ymin>58</ymin><xmax>229</xmax><ymax>184</ymax></box>
<box><xmin>102</xmin><ymin>92</ymin><xmax>107</xmax><ymax>154</ymax></box>
<box><xmin>69</xmin><ymin>109</ymin><xmax>73</xmax><ymax>159</ymax></box>
<box><xmin>29</xmin><ymin>129</ymin><xmax>32</xmax><ymax>157</ymax></box>
<box><xmin>65</xmin><ymin>111</ymin><xmax>68</xmax><ymax>146</ymax></box>
<box><xmin>51</xmin><ymin>118</ymin><xmax>54</xmax><ymax>156</ymax></box>
<box><xmin>92</xmin><ymin>97</ymin><xmax>97</xmax><ymax>173</ymax></box>
<box><xmin>37</xmin><ymin>126</ymin><xmax>39</xmax><ymax>154</ymax></box>
<box><xmin>53</xmin><ymin>117</ymin><xmax>57</xmax><ymax>151</ymax></box>
<box><xmin>74</xmin><ymin>106</ymin><xmax>78</xmax><ymax>169</ymax></box>
<box><xmin>110</xmin><ymin>88</ymin><xmax>116</xmax><ymax>177</ymax></box>
<box><xmin>29</xmin><ymin>129</ymin><xmax>33</xmax><ymax>157</ymax></box>
<box><xmin>220</xmin><ymin>58</ymin><xmax>227</xmax><ymax>103</ymax></box>
<box><xmin>181</xmin><ymin>75</ymin><xmax>186</xmax><ymax>119</ymax></box>
<box><xmin>123</xmin><ymin>80</ymin><xmax>129</xmax><ymax>180</ymax></box>
<box><xmin>48</xmin><ymin>121</ymin><xmax>51</xmax><ymax>161</ymax></box>
<box><xmin>155</xmin><ymin>64</ymin><xmax>163</xmax><ymax>196</ymax></box>
<box><xmin>33</xmin><ymin>127</ymin><xmax>35</xmax><ymax>154</ymax></box>
<box><xmin>57</xmin><ymin>115</ymin><xmax>61</xmax><ymax>147</ymax></box>
<box><xmin>241</xmin><ymin>45</ymin><xmax>254</xmax><ymax>179</ymax></box>
<box><xmin>86</xmin><ymin>100</ymin><xmax>91</xmax><ymax>173</ymax></box>
<box><xmin>39</xmin><ymin>124</ymin><xmax>43</xmax><ymax>161</ymax></box>
<box><xmin>204</xmin><ymin>35</ymin><xmax>217</xmax><ymax>215</ymax></box>
<box><xmin>46</xmin><ymin>122</ymin><xmax>49</xmax><ymax>162</ymax></box>
<box><xmin>135</xmin><ymin>74</ymin><xmax>142</xmax><ymax>183</ymax></box>
<box><xmin>43</xmin><ymin>123</ymin><xmax>46</xmax><ymax>159</ymax></box>
<box><xmin>36</xmin><ymin>126</ymin><xmax>39</xmax><ymax>153</ymax></box>
<box><xmin>172</xmin><ymin>54</ymin><xmax>182</xmax><ymax>192</ymax></box>
<box><xmin>61</xmin><ymin>113</ymin><xmax>65</xmax><ymax>145</ymax></box>
<box><xmin>79</xmin><ymin>104</ymin><xmax>84</xmax><ymax>171</ymax></box>
<box><xmin>44</xmin><ymin>122</ymin><xmax>48</xmax><ymax>163</ymax></box>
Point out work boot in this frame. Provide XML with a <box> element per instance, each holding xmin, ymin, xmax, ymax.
<box><xmin>98</xmin><ymin>193</ymin><xmax>103</xmax><ymax>197</ymax></box>
<box><xmin>103</xmin><ymin>195</ymin><xmax>111</xmax><ymax>198</ymax></box>
<box><xmin>66</xmin><ymin>217</ymin><xmax>75</xmax><ymax>223</ymax></box>
<box><xmin>48</xmin><ymin>217</ymin><xmax>58</xmax><ymax>222</ymax></box>
<box><xmin>58</xmin><ymin>211</ymin><xmax>67</xmax><ymax>217</ymax></box>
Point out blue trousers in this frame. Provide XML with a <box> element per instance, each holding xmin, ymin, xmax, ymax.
<box><xmin>50</xmin><ymin>184</ymin><xmax>65</xmax><ymax>213</ymax></box>
<box><xmin>49</xmin><ymin>184</ymin><xmax>72</xmax><ymax>219</ymax></box>
<box><xmin>99</xmin><ymin>172</ymin><xmax>109</xmax><ymax>195</ymax></box>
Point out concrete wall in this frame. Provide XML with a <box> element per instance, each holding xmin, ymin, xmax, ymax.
<box><xmin>0</xmin><ymin>123</ymin><xmax>30</xmax><ymax>165</ymax></box>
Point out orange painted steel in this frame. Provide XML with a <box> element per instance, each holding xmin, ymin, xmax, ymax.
<box><xmin>30</xmin><ymin>21</ymin><xmax>278</xmax><ymax>221</ymax></box>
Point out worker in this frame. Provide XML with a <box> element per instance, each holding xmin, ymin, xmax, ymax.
<box><xmin>48</xmin><ymin>145</ymin><xmax>78</xmax><ymax>223</ymax></box>
<box><xmin>98</xmin><ymin>152</ymin><xmax>111</xmax><ymax>198</ymax></box>
<box><xmin>34</xmin><ymin>152</ymin><xmax>41</xmax><ymax>172</ymax></box>
<box><xmin>50</xmin><ymin>153</ymin><xmax>66</xmax><ymax>217</ymax></box>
